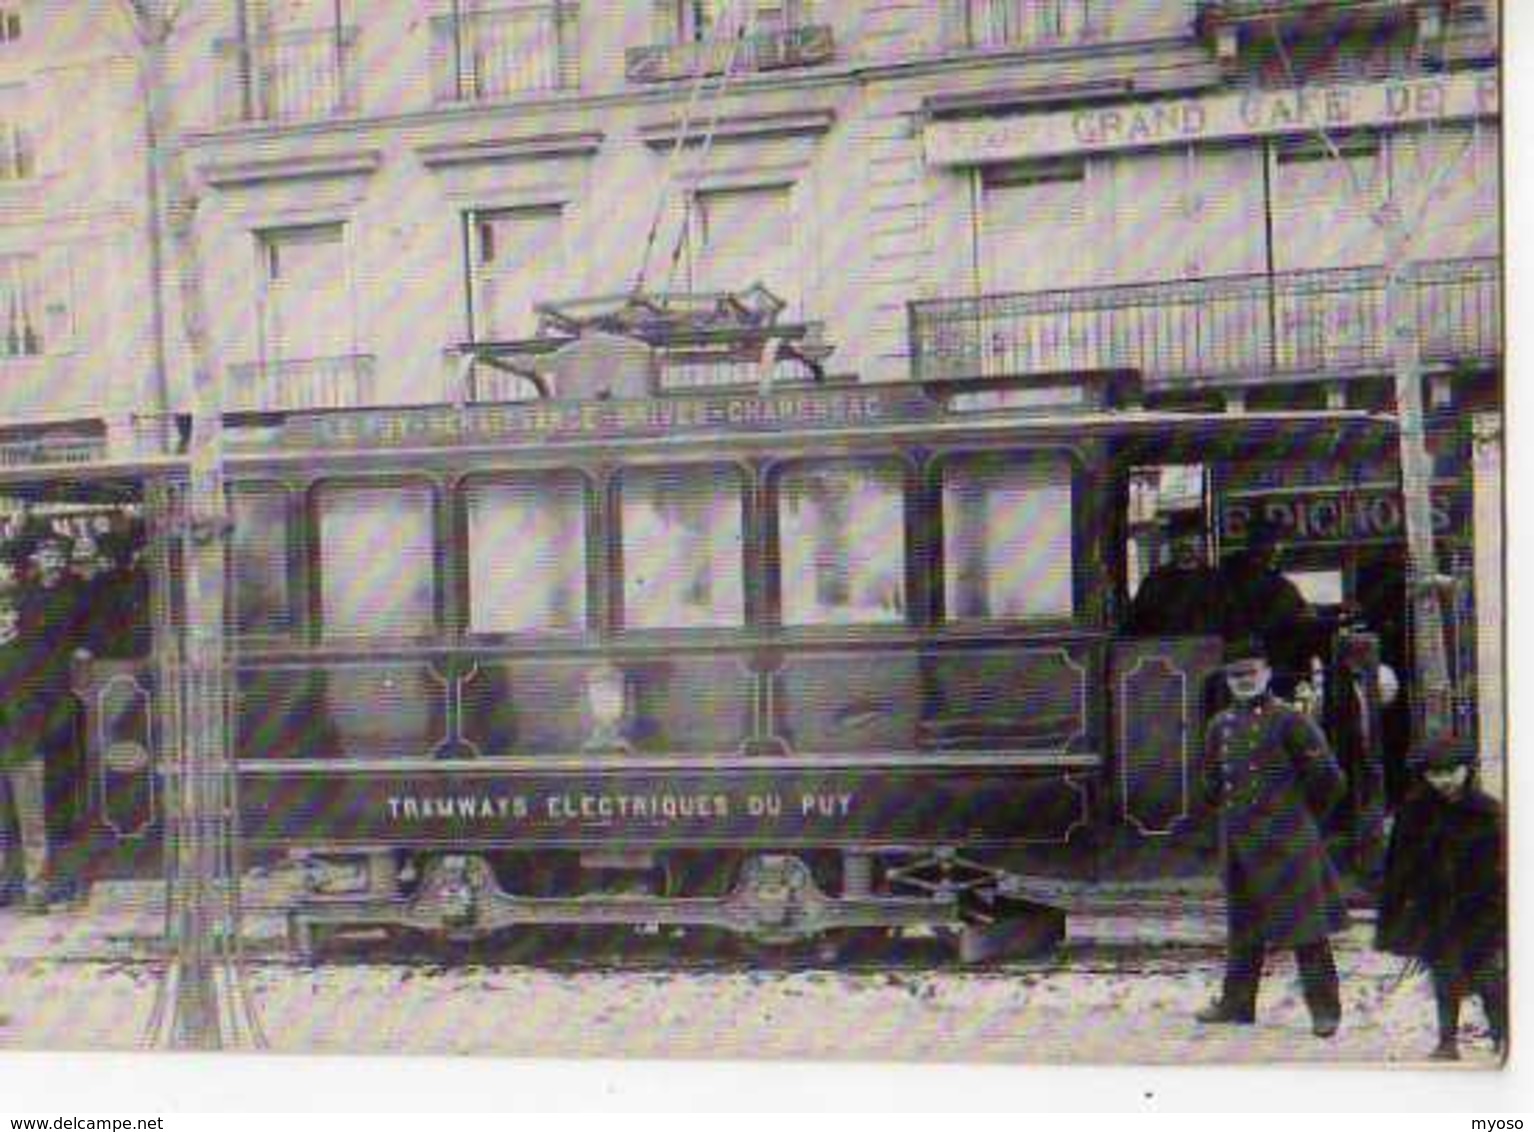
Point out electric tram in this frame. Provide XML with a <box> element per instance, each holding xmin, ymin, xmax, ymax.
<box><xmin>51</xmin><ymin>315</ymin><xmax>1444</xmax><ymax>959</ymax></box>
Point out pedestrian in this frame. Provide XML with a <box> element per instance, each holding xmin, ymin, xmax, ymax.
<box><xmin>13</xmin><ymin>520</ymin><xmax>89</xmax><ymax>908</ymax></box>
<box><xmin>1197</xmin><ymin>635</ymin><xmax>1349</xmax><ymax>1038</ymax></box>
<box><xmin>1375</xmin><ymin>738</ymin><xmax>1505</xmax><ymax>1060</ymax></box>
<box><xmin>1218</xmin><ymin>514</ymin><xmax>1322</xmax><ymax>698</ymax></box>
<box><xmin>1126</xmin><ymin>510</ymin><xmax>1222</xmax><ymax>637</ymax></box>
<box><xmin>0</xmin><ymin>590</ymin><xmax>48</xmax><ymax>912</ymax></box>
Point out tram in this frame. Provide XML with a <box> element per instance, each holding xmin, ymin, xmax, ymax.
<box><xmin>62</xmin><ymin>344</ymin><xmax>1427</xmax><ymax>958</ymax></box>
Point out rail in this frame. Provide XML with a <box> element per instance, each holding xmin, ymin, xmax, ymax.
<box><xmin>429</xmin><ymin>3</ymin><xmax>580</xmax><ymax>104</ymax></box>
<box><xmin>214</xmin><ymin>26</ymin><xmax>362</xmax><ymax>125</ymax></box>
<box><xmin>225</xmin><ymin>355</ymin><xmax>377</xmax><ymax>413</ymax></box>
<box><xmin>908</xmin><ymin>257</ymin><xmax>1500</xmax><ymax>388</ymax></box>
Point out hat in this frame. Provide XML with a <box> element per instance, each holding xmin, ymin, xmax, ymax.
<box><xmin>1410</xmin><ymin>736</ymin><xmax>1477</xmax><ymax>772</ymax></box>
<box><xmin>1222</xmin><ymin>635</ymin><xmax>1268</xmax><ymax>666</ymax></box>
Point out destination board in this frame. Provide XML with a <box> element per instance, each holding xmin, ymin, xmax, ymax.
<box><xmin>273</xmin><ymin>387</ymin><xmax>945</xmax><ymax>451</ymax></box>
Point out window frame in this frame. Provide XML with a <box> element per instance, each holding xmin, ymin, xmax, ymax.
<box><xmin>929</xmin><ymin>447</ymin><xmax>1086</xmax><ymax>629</ymax></box>
<box><xmin>767</xmin><ymin>453</ymin><xmax>916</xmax><ymax>633</ymax></box>
<box><xmin>611</xmin><ymin>460</ymin><xmax>752</xmax><ymax>635</ymax></box>
<box><xmin>455</xmin><ymin>467</ymin><xmax>597</xmax><ymax>642</ymax></box>
<box><xmin>308</xmin><ymin>475</ymin><xmax>444</xmax><ymax>644</ymax></box>
<box><xmin>228</xmin><ymin>480</ymin><xmax>301</xmax><ymax>644</ymax></box>
<box><xmin>463</xmin><ymin>203</ymin><xmax>568</xmax><ymax>344</ymax></box>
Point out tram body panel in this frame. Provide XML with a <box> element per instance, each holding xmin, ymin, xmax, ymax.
<box><xmin>64</xmin><ymin>392</ymin><xmax>1407</xmax><ymax>940</ymax></box>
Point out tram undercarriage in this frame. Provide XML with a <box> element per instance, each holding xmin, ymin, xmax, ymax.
<box><xmin>287</xmin><ymin>847</ymin><xmax>1066</xmax><ymax>962</ymax></box>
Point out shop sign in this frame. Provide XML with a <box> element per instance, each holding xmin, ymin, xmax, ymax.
<box><xmin>1218</xmin><ymin>483</ymin><xmax>1467</xmax><ymax>548</ymax></box>
<box><xmin>924</xmin><ymin>71</ymin><xmax>1498</xmax><ymax>166</ymax></box>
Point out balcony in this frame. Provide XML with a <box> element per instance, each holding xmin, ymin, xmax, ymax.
<box><xmin>626</xmin><ymin>23</ymin><xmax>834</xmax><ymax>84</ymax></box>
<box><xmin>429</xmin><ymin>3</ymin><xmax>580</xmax><ymax>104</ymax></box>
<box><xmin>908</xmin><ymin>258</ymin><xmax>1500</xmax><ymax>391</ymax></box>
<box><xmin>1195</xmin><ymin>0</ymin><xmax>1470</xmax><ymax>63</ymax></box>
<box><xmin>940</xmin><ymin>0</ymin><xmax>1106</xmax><ymax>51</ymax></box>
<box><xmin>214</xmin><ymin>26</ymin><xmax>361</xmax><ymax>125</ymax></box>
<box><xmin>225</xmin><ymin>355</ymin><xmax>377</xmax><ymax>414</ymax></box>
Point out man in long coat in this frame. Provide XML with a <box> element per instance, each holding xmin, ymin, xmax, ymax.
<box><xmin>13</xmin><ymin>523</ymin><xmax>89</xmax><ymax>906</ymax></box>
<box><xmin>1198</xmin><ymin>635</ymin><xmax>1349</xmax><ymax>1037</ymax></box>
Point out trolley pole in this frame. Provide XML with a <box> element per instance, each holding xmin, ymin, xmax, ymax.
<box><xmin>1381</xmin><ymin>205</ymin><xmax>1454</xmax><ymax>750</ymax></box>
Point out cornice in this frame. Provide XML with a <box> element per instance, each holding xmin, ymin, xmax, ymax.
<box><xmin>199</xmin><ymin>149</ymin><xmax>384</xmax><ymax>189</ymax></box>
<box><xmin>417</xmin><ymin>130</ymin><xmax>604</xmax><ymax>169</ymax></box>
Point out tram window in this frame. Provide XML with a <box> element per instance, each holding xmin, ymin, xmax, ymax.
<box><xmin>317</xmin><ymin>482</ymin><xmax>437</xmax><ymax>638</ymax></box>
<box><xmin>464</xmin><ymin>473</ymin><xmax>587</xmax><ymax>635</ymax></box>
<box><xmin>941</xmin><ymin>455</ymin><xmax>1073</xmax><ymax>621</ymax></box>
<box><xmin>777</xmin><ymin>460</ymin><xmax>906</xmax><ymax>627</ymax></box>
<box><xmin>230</xmin><ymin>487</ymin><xmax>292</xmax><ymax>636</ymax></box>
<box><xmin>619</xmin><ymin>464</ymin><xmax>744</xmax><ymax>630</ymax></box>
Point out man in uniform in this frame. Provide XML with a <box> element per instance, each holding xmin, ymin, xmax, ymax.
<box><xmin>1126</xmin><ymin>511</ymin><xmax>1222</xmax><ymax>637</ymax></box>
<box><xmin>1197</xmin><ymin>636</ymin><xmax>1349</xmax><ymax>1037</ymax></box>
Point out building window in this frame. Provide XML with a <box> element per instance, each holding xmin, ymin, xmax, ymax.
<box><xmin>464</xmin><ymin>472</ymin><xmax>587</xmax><ymax>635</ymax></box>
<box><xmin>619</xmin><ymin>464</ymin><xmax>745</xmax><ymax>630</ymax></box>
<box><xmin>218</xmin><ymin>0</ymin><xmax>358</xmax><ymax>124</ymax></box>
<box><xmin>0</xmin><ymin>10</ymin><xmax>21</xmax><ymax>42</ymax></box>
<box><xmin>317</xmin><ymin>482</ymin><xmax>437</xmax><ymax>639</ymax></box>
<box><xmin>0</xmin><ymin>254</ymin><xmax>41</xmax><ymax>358</ymax></box>
<box><xmin>777</xmin><ymin>460</ymin><xmax>906</xmax><ymax>627</ymax></box>
<box><xmin>257</xmin><ymin>223</ymin><xmax>354</xmax><ymax>364</ymax></box>
<box><xmin>468</xmin><ymin>206</ymin><xmax>565</xmax><ymax>341</ymax></box>
<box><xmin>952</xmin><ymin>0</ymin><xmax>1098</xmax><ymax>50</ymax></box>
<box><xmin>667</xmin><ymin>0</ymin><xmax>805</xmax><ymax>43</ymax></box>
<box><xmin>942</xmin><ymin>454</ymin><xmax>1074</xmax><ymax>622</ymax></box>
<box><xmin>686</xmin><ymin>185</ymin><xmax>797</xmax><ymax>312</ymax></box>
<box><xmin>230</xmin><ymin>486</ymin><xmax>292</xmax><ymax>637</ymax></box>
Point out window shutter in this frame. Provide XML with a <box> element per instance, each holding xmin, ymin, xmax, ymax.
<box><xmin>39</xmin><ymin>245</ymin><xmax>73</xmax><ymax>355</ymax></box>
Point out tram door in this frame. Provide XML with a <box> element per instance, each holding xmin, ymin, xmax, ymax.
<box><xmin>1109</xmin><ymin>464</ymin><xmax>1223</xmax><ymax>872</ymax></box>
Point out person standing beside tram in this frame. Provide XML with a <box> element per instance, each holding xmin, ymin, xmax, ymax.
<box><xmin>11</xmin><ymin>522</ymin><xmax>90</xmax><ymax>908</ymax></box>
<box><xmin>1196</xmin><ymin>635</ymin><xmax>1350</xmax><ymax>1038</ymax></box>
<box><xmin>0</xmin><ymin>588</ymin><xmax>48</xmax><ymax>912</ymax></box>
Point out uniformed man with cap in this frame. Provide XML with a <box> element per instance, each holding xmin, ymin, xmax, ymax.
<box><xmin>1198</xmin><ymin>635</ymin><xmax>1349</xmax><ymax>1037</ymax></box>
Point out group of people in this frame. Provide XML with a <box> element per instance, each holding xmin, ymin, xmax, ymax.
<box><xmin>1127</xmin><ymin>511</ymin><xmax>1321</xmax><ymax>695</ymax></box>
<box><xmin>0</xmin><ymin>512</ymin><xmax>148</xmax><ymax>913</ymax></box>
<box><xmin>1127</xmin><ymin>510</ymin><xmax>1502</xmax><ymax>1058</ymax></box>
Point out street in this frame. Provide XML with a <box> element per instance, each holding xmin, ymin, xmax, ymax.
<box><xmin>0</xmin><ymin>886</ymin><xmax>1498</xmax><ymax>1065</ymax></box>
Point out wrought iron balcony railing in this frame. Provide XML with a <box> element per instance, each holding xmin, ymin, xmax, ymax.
<box><xmin>225</xmin><ymin>355</ymin><xmax>377</xmax><ymax>413</ymax></box>
<box><xmin>626</xmin><ymin>23</ymin><xmax>834</xmax><ymax>83</ymax></box>
<box><xmin>214</xmin><ymin>26</ymin><xmax>361</xmax><ymax>125</ymax></box>
<box><xmin>429</xmin><ymin>3</ymin><xmax>580</xmax><ymax>104</ymax></box>
<box><xmin>941</xmin><ymin>0</ymin><xmax>1106</xmax><ymax>51</ymax></box>
<box><xmin>908</xmin><ymin>258</ymin><xmax>1500</xmax><ymax>389</ymax></box>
